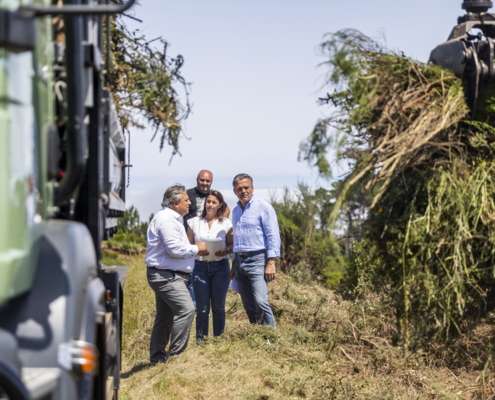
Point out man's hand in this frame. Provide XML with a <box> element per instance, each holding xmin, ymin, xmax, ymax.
<box><xmin>265</xmin><ymin>259</ymin><xmax>276</xmax><ymax>282</ymax></box>
<box><xmin>230</xmin><ymin>261</ymin><xmax>235</xmax><ymax>279</ymax></box>
<box><xmin>197</xmin><ymin>241</ymin><xmax>209</xmax><ymax>256</ymax></box>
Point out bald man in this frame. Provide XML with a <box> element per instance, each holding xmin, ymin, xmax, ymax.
<box><xmin>183</xmin><ymin>170</ymin><xmax>230</xmax><ymax>231</ymax></box>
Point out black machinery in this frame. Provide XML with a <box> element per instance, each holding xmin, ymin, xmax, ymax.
<box><xmin>430</xmin><ymin>0</ymin><xmax>495</xmax><ymax>113</ymax></box>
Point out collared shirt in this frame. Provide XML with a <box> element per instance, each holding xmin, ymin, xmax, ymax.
<box><xmin>187</xmin><ymin>217</ymin><xmax>233</xmax><ymax>261</ymax></box>
<box><xmin>144</xmin><ymin>207</ymin><xmax>199</xmax><ymax>272</ymax></box>
<box><xmin>232</xmin><ymin>196</ymin><xmax>281</xmax><ymax>259</ymax></box>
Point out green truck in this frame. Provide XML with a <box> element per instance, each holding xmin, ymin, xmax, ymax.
<box><xmin>0</xmin><ymin>0</ymin><xmax>135</xmax><ymax>398</ymax></box>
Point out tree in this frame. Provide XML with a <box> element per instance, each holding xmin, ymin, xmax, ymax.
<box><xmin>270</xmin><ymin>183</ymin><xmax>343</xmax><ymax>287</ymax></box>
<box><xmin>117</xmin><ymin>206</ymin><xmax>150</xmax><ymax>238</ymax></box>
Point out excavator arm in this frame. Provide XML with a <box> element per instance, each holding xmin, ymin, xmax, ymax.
<box><xmin>429</xmin><ymin>0</ymin><xmax>495</xmax><ymax>114</ymax></box>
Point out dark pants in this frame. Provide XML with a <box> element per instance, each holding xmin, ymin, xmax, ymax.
<box><xmin>234</xmin><ymin>253</ymin><xmax>276</xmax><ymax>327</ymax></box>
<box><xmin>192</xmin><ymin>258</ymin><xmax>231</xmax><ymax>341</ymax></box>
<box><xmin>147</xmin><ymin>269</ymin><xmax>195</xmax><ymax>362</ymax></box>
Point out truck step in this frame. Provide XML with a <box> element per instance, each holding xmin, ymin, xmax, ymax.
<box><xmin>106</xmin><ymin>376</ymin><xmax>115</xmax><ymax>400</ymax></box>
<box><xmin>21</xmin><ymin>368</ymin><xmax>60</xmax><ymax>400</ymax></box>
<box><xmin>105</xmin><ymin>312</ymin><xmax>113</xmax><ymax>342</ymax></box>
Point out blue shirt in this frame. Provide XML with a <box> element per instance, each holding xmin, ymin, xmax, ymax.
<box><xmin>232</xmin><ymin>196</ymin><xmax>281</xmax><ymax>258</ymax></box>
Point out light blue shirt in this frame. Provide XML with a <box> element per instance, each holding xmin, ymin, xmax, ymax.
<box><xmin>232</xmin><ymin>196</ymin><xmax>281</xmax><ymax>259</ymax></box>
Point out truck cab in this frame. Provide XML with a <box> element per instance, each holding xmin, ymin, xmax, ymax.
<box><xmin>0</xmin><ymin>1</ymin><xmax>134</xmax><ymax>398</ymax></box>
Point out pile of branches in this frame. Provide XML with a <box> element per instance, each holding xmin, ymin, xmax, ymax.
<box><xmin>301</xmin><ymin>29</ymin><xmax>495</xmax><ymax>344</ymax></box>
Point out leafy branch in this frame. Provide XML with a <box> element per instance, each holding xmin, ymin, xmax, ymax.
<box><xmin>105</xmin><ymin>12</ymin><xmax>191</xmax><ymax>155</ymax></box>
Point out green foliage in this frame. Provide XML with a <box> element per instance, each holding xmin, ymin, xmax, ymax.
<box><xmin>302</xmin><ymin>29</ymin><xmax>495</xmax><ymax>343</ymax></box>
<box><xmin>105</xmin><ymin>12</ymin><xmax>190</xmax><ymax>154</ymax></box>
<box><xmin>106</xmin><ymin>229</ymin><xmax>147</xmax><ymax>255</ymax></box>
<box><xmin>102</xmin><ymin>249</ymin><xmax>122</xmax><ymax>266</ymax></box>
<box><xmin>271</xmin><ymin>183</ymin><xmax>343</xmax><ymax>288</ymax></box>
<box><xmin>339</xmin><ymin>240</ymin><xmax>382</xmax><ymax>299</ymax></box>
<box><xmin>368</xmin><ymin>160</ymin><xmax>495</xmax><ymax>343</ymax></box>
<box><xmin>117</xmin><ymin>205</ymin><xmax>151</xmax><ymax>238</ymax></box>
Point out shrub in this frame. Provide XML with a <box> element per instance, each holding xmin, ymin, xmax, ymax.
<box><xmin>339</xmin><ymin>240</ymin><xmax>382</xmax><ymax>299</ymax></box>
<box><xmin>102</xmin><ymin>250</ymin><xmax>123</xmax><ymax>266</ymax></box>
<box><xmin>106</xmin><ymin>229</ymin><xmax>147</xmax><ymax>254</ymax></box>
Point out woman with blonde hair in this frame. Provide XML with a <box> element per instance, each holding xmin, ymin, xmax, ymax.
<box><xmin>187</xmin><ymin>190</ymin><xmax>233</xmax><ymax>342</ymax></box>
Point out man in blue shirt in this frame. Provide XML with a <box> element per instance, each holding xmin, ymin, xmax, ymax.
<box><xmin>230</xmin><ymin>173</ymin><xmax>281</xmax><ymax>327</ymax></box>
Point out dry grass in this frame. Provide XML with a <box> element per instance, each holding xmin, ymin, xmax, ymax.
<box><xmin>118</xmin><ymin>255</ymin><xmax>495</xmax><ymax>399</ymax></box>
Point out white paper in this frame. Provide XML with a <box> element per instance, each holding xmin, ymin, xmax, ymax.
<box><xmin>200</xmin><ymin>237</ymin><xmax>223</xmax><ymax>261</ymax></box>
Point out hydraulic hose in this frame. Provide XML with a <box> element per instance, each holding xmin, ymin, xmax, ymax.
<box><xmin>0</xmin><ymin>360</ymin><xmax>30</xmax><ymax>400</ymax></box>
<box><xmin>54</xmin><ymin>0</ymin><xmax>86</xmax><ymax>206</ymax></box>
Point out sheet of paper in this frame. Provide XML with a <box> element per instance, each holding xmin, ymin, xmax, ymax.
<box><xmin>200</xmin><ymin>237</ymin><xmax>223</xmax><ymax>261</ymax></box>
<box><xmin>230</xmin><ymin>277</ymin><xmax>239</xmax><ymax>293</ymax></box>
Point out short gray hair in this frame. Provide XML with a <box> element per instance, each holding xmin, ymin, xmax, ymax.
<box><xmin>161</xmin><ymin>184</ymin><xmax>186</xmax><ymax>208</ymax></box>
<box><xmin>232</xmin><ymin>173</ymin><xmax>253</xmax><ymax>188</ymax></box>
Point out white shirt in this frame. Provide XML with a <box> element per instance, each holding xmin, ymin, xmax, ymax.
<box><xmin>187</xmin><ymin>217</ymin><xmax>233</xmax><ymax>261</ymax></box>
<box><xmin>144</xmin><ymin>207</ymin><xmax>199</xmax><ymax>272</ymax></box>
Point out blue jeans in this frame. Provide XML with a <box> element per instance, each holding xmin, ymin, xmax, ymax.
<box><xmin>187</xmin><ymin>275</ymin><xmax>196</xmax><ymax>306</ymax></box>
<box><xmin>234</xmin><ymin>253</ymin><xmax>276</xmax><ymax>328</ymax></box>
<box><xmin>192</xmin><ymin>258</ymin><xmax>231</xmax><ymax>341</ymax></box>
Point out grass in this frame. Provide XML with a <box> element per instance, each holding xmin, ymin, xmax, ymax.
<box><xmin>118</xmin><ymin>254</ymin><xmax>495</xmax><ymax>399</ymax></box>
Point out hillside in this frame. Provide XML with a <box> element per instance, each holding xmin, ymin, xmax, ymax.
<box><xmin>116</xmin><ymin>254</ymin><xmax>495</xmax><ymax>399</ymax></box>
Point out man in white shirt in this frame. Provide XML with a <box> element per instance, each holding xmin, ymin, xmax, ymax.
<box><xmin>145</xmin><ymin>185</ymin><xmax>207</xmax><ymax>363</ymax></box>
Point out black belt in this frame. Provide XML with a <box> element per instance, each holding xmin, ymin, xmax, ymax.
<box><xmin>236</xmin><ymin>249</ymin><xmax>267</xmax><ymax>259</ymax></box>
<box><xmin>148</xmin><ymin>266</ymin><xmax>191</xmax><ymax>277</ymax></box>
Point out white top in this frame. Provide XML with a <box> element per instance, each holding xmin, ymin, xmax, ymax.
<box><xmin>144</xmin><ymin>207</ymin><xmax>199</xmax><ymax>273</ymax></box>
<box><xmin>187</xmin><ymin>216</ymin><xmax>233</xmax><ymax>261</ymax></box>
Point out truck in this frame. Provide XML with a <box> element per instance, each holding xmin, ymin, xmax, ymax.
<box><xmin>0</xmin><ymin>0</ymin><xmax>136</xmax><ymax>398</ymax></box>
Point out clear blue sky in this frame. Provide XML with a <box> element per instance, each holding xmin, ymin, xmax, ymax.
<box><xmin>125</xmin><ymin>0</ymin><xmax>462</xmax><ymax>219</ymax></box>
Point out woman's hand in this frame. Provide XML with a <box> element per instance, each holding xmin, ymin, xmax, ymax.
<box><xmin>198</xmin><ymin>251</ymin><xmax>210</xmax><ymax>256</ymax></box>
<box><xmin>215</xmin><ymin>247</ymin><xmax>230</xmax><ymax>257</ymax></box>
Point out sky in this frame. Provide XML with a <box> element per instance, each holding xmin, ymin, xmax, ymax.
<box><xmin>124</xmin><ymin>0</ymin><xmax>462</xmax><ymax>219</ymax></box>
